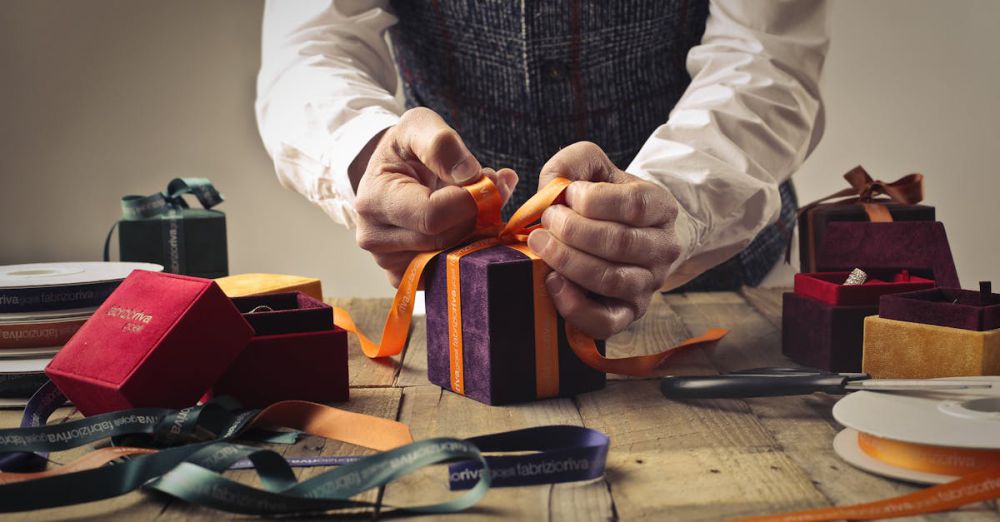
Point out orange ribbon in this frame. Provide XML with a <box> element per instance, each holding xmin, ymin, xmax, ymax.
<box><xmin>334</xmin><ymin>177</ymin><xmax>728</xmax><ymax>395</ymax></box>
<box><xmin>729</xmin><ymin>432</ymin><xmax>1000</xmax><ymax>522</ymax></box>
<box><xmin>788</xmin><ymin>166</ymin><xmax>925</xmax><ymax>269</ymax></box>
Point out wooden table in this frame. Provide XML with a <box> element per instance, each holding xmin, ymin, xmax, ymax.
<box><xmin>3</xmin><ymin>289</ymin><xmax>998</xmax><ymax>521</ymax></box>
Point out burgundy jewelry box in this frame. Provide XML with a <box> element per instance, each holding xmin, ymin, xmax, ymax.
<box><xmin>878</xmin><ymin>284</ymin><xmax>1000</xmax><ymax>331</ymax></box>
<box><xmin>799</xmin><ymin>202</ymin><xmax>935</xmax><ymax>273</ymax></box>
<box><xmin>212</xmin><ymin>292</ymin><xmax>348</xmax><ymax>406</ymax></box>
<box><xmin>46</xmin><ymin>271</ymin><xmax>254</xmax><ymax>416</ymax></box>
<box><xmin>424</xmin><ymin>245</ymin><xmax>606</xmax><ymax>405</ymax></box>
<box><xmin>782</xmin><ymin>221</ymin><xmax>958</xmax><ymax>372</ymax></box>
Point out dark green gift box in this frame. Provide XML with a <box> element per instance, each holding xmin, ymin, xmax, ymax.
<box><xmin>106</xmin><ymin>178</ymin><xmax>229</xmax><ymax>279</ymax></box>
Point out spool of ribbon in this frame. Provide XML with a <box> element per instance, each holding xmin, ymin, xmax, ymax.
<box><xmin>784</xmin><ymin>166</ymin><xmax>925</xmax><ymax>266</ymax></box>
<box><xmin>332</xmin><ymin>176</ymin><xmax>729</xmax><ymax>395</ymax></box>
<box><xmin>729</xmin><ymin>431</ymin><xmax>1000</xmax><ymax>522</ymax></box>
<box><xmin>102</xmin><ymin>178</ymin><xmax>224</xmax><ymax>271</ymax></box>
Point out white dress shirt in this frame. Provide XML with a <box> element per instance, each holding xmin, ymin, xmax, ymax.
<box><xmin>255</xmin><ymin>0</ymin><xmax>828</xmax><ymax>289</ymax></box>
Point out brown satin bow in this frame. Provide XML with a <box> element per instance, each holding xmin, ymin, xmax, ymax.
<box><xmin>784</xmin><ymin>166</ymin><xmax>925</xmax><ymax>264</ymax></box>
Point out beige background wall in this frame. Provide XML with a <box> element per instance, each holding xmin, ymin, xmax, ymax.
<box><xmin>1</xmin><ymin>0</ymin><xmax>997</xmax><ymax>297</ymax></box>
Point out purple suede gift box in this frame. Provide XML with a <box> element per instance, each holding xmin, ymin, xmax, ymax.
<box><xmin>424</xmin><ymin>245</ymin><xmax>606</xmax><ymax>405</ymax></box>
<box><xmin>782</xmin><ymin>221</ymin><xmax>959</xmax><ymax>372</ymax></box>
<box><xmin>879</xmin><ymin>287</ymin><xmax>1000</xmax><ymax>331</ymax></box>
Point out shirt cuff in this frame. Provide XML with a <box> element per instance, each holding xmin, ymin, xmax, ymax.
<box><xmin>324</xmin><ymin>108</ymin><xmax>401</xmax><ymax>219</ymax></box>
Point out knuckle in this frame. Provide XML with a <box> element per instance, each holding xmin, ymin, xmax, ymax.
<box><xmin>400</xmin><ymin>107</ymin><xmax>431</xmax><ymax>125</ymax></box>
<box><xmin>598</xmin><ymin>266</ymin><xmax>628</xmax><ymax>295</ymax></box>
<box><xmin>612</xmin><ymin>227</ymin><xmax>638</xmax><ymax>254</ymax></box>
<box><xmin>354</xmin><ymin>193</ymin><xmax>377</xmax><ymax>219</ymax></box>
<box><xmin>625</xmin><ymin>189</ymin><xmax>652</xmax><ymax>225</ymax></box>
<box><xmin>592</xmin><ymin>319</ymin><xmax>616</xmax><ymax>340</ymax></box>
<box><xmin>663</xmin><ymin>240</ymin><xmax>682</xmax><ymax>263</ymax></box>
<box><xmin>355</xmin><ymin>228</ymin><xmax>379</xmax><ymax>252</ymax></box>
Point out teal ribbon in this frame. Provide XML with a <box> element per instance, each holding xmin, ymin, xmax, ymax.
<box><xmin>103</xmin><ymin>178</ymin><xmax>223</xmax><ymax>262</ymax></box>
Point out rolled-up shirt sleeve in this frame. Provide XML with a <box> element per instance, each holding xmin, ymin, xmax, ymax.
<box><xmin>256</xmin><ymin>0</ymin><xmax>403</xmax><ymax>229</ymax></box>
<box><xmin>626</xmin><ymin>0</ymin><xmax>829</xmax><ymax>290</ymax></box>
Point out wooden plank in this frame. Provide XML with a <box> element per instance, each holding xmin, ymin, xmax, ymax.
<box><xmin>157</xmin><ymin>388</ymin><xmax>402</xmax><ymax>521</ymax></box>
<box><xmin>380</xmin><ymin>385</ymin><xmax>614</xmax><ymax>521</ymax></box>
<box><xmin>665</xmin><ymin>292</ymin><xmax>999</xmax><ymax>520</ymax></box>
<box><xmin>328</xmin><ymin>297</ymin><xmax>404</xmax><ymax>387</ymax></box>
<box><xmin>606</xmin><ymin>294</ymin><xmax>702</xmax><ymax>381</ymax></box>
<box><xmin>394</xmin><ymin>312</ymin><xmax>429</xmax><ymax>388</ymax></box>
<box><xmin>739</xmin><ymin>286</ymin><xmax>787</xmax><ymax>329</ymax></box>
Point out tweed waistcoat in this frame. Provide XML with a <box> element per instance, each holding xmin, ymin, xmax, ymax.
<box><xmin>387</xmin><ymin>0</ymin><xmax>796</xmax><ymax>290</ymax></box>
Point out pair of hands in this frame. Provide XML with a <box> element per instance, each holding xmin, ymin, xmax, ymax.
<box><xmin>354</xmin><ymin>108</ymin><xmax>683</xmax><ymax>339</ymax></box>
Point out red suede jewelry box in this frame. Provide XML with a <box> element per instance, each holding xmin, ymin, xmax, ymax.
<box><xmin>213</xmin><ymin>292</ymin><xmax>348</xmax><ymax>406</ymax></box>
<box><xmin>782</xmin><ymin>221</ymin><xmax>958</xmax><ymax>372</ymax></box>
<box><xmin>45</xmin><ymin>270</ymin><xmax>253</xmax><ymax>416</ymax></box>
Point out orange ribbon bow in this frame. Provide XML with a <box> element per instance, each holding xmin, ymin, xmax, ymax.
<box><xmin>334</xmin><ymin>176</ymin><xmax>728</xmax><ymax>389</ymax></box>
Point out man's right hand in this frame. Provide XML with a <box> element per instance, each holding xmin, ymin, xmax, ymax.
<box><xmin>354</xmin><ymin>108</ymin><xmax>517</xmax><ymax>287</ymax></box>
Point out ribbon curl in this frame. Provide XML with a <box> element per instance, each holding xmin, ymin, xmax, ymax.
<box><xmin>335</xmin><ymin>176</ymin><xmax>728</xmax><ymax>378</ymax></box>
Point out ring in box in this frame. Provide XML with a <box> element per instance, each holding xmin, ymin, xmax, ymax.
<box><xmin>782</xmin><ymin>221</ymin><xmax>957</xmax><ymax>372</ymax></box>
<box><xmin>863</xmin><ymin>283</ymin><xmax>1000</xmax><ymax>378</ymax></box>
<box><xmin>213</xmin><ymin>292</ymin><xmax>348</xmax><ymax>406</ymax></box>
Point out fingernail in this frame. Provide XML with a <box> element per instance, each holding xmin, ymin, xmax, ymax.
<box><xmin>546</xmin><ymin>272</ymin><xmax>565</xmax><ymax>296</ymax></box>
<box><xmin>450</xmin><ymin>155</ymin><xmax>480</xmax><ymax>184</ymax></box>
<box><xmin>503</xmin><ymin>170</ymin><xmax>519</xmax><ymax>194</ymax></box>
<box><xmin>528</xmin><ymin>229</ymin><xmax>550</xmax><ymax>253</ymax></box>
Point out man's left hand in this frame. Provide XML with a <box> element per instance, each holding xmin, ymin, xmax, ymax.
<box><xmin>528</xmin><ymin>142</ymin><xmax>685</xmax><ymax>339</ymax></box>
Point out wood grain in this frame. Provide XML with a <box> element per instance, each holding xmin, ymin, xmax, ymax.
<box><xmin>380</xmin><ymin>384</ymin><xmax>614</xmax><ymax>521</ymax></box>
<box><xmin>327</xmin><ymin>297</ymin><xmax>405</xmax><ymax>387</ymax></box>
<box><xmin>739</xmin><ymin>286</ymin><xmax>787</xmax><ymax>329</ymax></box>
<box><xmin>665</xmin><ymin>291</ymin><xmax>1000</xmax><ymax>521</ymax></box>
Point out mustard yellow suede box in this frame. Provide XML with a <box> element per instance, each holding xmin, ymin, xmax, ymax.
<box><xmin>862</xmin><ymin>316</ymin><xmax>1000</xmax><ymax>378</ymax></box>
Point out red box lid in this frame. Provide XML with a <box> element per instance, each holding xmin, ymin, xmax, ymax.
<box><xmin>815</xmin><ymin>222</ymin><xmax>960</xmax><ymax>288</ymax></box>
<box><xmin>794</xmin><ymin>271</ymin><xmax>935</xmax><ymax>306</ymax></box>
<box><xmin>45</xmin><ymin>270</ymin><xmax>253</xmax><ymax>416</ymax></box>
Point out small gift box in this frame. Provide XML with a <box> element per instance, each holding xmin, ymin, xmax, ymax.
<box><xmin>45</xmin><ymin>270</ymin><xmax>253</xmax><ymax>415</ymax></box>
<box><xmin>424</xmin><ymin>245</ymin><xmax>606</xmax><ymax>405</ymax></box>
<box><xmin>110</xmin><ymin>178</ymin><xmax>229</xmax><ymax>279</ymax></box>
<box><xmin>797</xmin><ymin>166</ymin><xmax>933</xmax><ymax>272</ymax></box>
<box><xmin>863</xmin><ymin>283</ymin><xmax>1000</xmax><ymax>378</ymax></box>
<box><xmin>782</xmin><ymin>220</ymin><xmax>957</xmax><ymax>372</ymax></box>
<box><xmin>215</xmin><ymin>273</ymin><xmax>323</xmax><ymax>301</ymax></box>
<box><xmin>213</xmin><ymin>292</ymin><xmax>348</xmax><ymax>406</ymax></box>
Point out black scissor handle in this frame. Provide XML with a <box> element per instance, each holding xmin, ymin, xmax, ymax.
<box><xmin>660</xmin><ymin>374</ymin><xmax>851</xmax><ymax>399</ymax></box>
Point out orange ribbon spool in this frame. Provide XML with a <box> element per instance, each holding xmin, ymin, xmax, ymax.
<box><xmin>334</xmin><ymin>176</ymin><xmax>728</xmax><ymax>398</ymax></box>
<box><xmin>730</xmin><ymin>432</ymin><xmax>1000</xmax><ymax>522</ymax></box>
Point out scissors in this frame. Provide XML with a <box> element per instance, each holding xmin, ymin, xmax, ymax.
<box><xmin>659</xmin><ymin>367</ymin><xmax>993</xmax><ymax>399</ymax></box>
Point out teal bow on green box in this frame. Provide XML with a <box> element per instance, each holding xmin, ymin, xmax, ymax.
<box><xmin>104</xmin><ymin>178</ymin><xmax>229</xmax><ymax>278</ymax></box>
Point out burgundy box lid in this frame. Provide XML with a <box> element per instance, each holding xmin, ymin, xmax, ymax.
<box><xmin>815</xmin><ymin>222</ymin><xmax>960</xmax><ymax>288</ymax></box>
<box><xmin>879</xmin><ymin>286</ymin><xmax>1000</xmax><ymax>331</ymax></box>
<box><xmin>230</xmin><ymin>292</ymin><xmax>333</xmax><ymax>336</ymax></box>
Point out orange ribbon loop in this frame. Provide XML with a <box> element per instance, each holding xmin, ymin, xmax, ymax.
<box><xmin>336</xmin><ymin>176</ymin><xmax>728</xmax><ymax>384</ymax></box>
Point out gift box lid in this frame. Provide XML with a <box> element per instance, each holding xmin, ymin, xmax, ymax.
<box><xmin>215</xmin><ymin>273</ymin><xmax>323</xmax><ymax>302</ymax></box>
<box><xmin>878</xmin><ymin>283</ymin><xmax>1000</xmax><ymax>331</ymax></box>
<box><xmin>815</xmin><ymin>221</ymin><xmax>960</xmax><ymax>288</ymax></box>
<box><xmin>45</xmin><ymin>270</ymin><xmax>253</xmax><ymax>415</ymax></box>
<box><xmin>230</xmin><ymin>292</ymin><xmax>334</xmax><ymax>336</ymax></box>
<box><xmin>794</xmin><ymin>270</ymin><xmax>935</xmax><ymax>306</ymax></box>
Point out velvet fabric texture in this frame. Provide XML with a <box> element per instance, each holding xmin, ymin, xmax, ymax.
<box><xmin>793</xmin><ymin>271</ymin><xmax>934</xmax><ymax>306</ymax></box>
<box><xmin>798</xmin><ymin>203</ymin><xmax>935</xmax><ymax>272</ymax></box>
<box><xmin>46</xmin><ymin>270</ymin><xmax>253</xmax><ymax>416</ymax></box>
<box><xmin>879</xmin><ymin>288</ymin><xmax>1000</xmax><ymax>331</ymax></box>
<box><xmin>215</xmin><ymin>273</ymin><xmax>323</xmax><ymax>302</ymax></box>
<box><xmin>425</xmin><ymin>245</ymin><xmax>606</xmax><ymax>405</ymax></box>
<box><xmin>214</xmin><ymin>292</ymin><xmax>348</xmax><ymax>406</ymax></box>
<box><xmin>782</xmin><ymin>292</ymin><xmax>876</xmax><ymax>372</ymax></box>
<box><xmin>815</xmin><ymin>222</ymin><xmax>960</xmax><ymax>288</ymax></box>
<box><xmin>862</xmin><ymin>316</ymin><xmax>1000</xmax><ymax>378</ymax></box>
<box><xmin>119</xmin><ymin>208</ymin><xmax>229</xmax><ymax>279</ymax></box>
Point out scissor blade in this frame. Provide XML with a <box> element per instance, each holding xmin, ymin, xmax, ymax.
<box><xmin>846</xmin><ymin>380</ymin><xmax>993</xmax><ymax>391</ymax></box>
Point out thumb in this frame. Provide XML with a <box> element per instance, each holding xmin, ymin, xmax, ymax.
<box><xmin>398</xmin><ymin>108</ymin><xmax>482</xmax><ymax>185</ymax></box>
